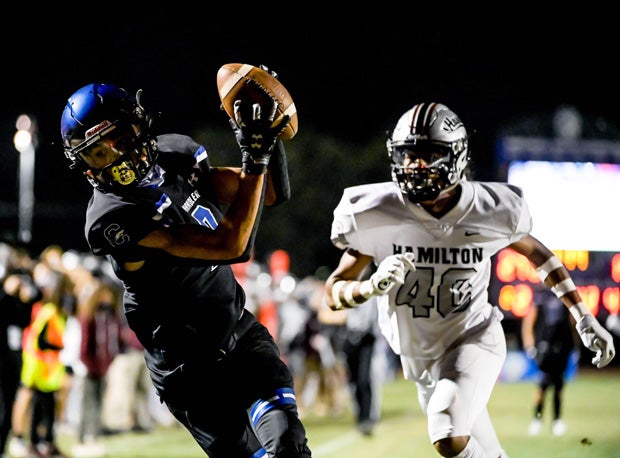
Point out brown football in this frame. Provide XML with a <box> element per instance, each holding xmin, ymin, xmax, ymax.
<box><xmin>216</xmin><ymin>63</ymin><xmax>298</xmax><ymax>140</ymax></box>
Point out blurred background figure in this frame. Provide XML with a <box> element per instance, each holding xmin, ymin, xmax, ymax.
<box><xmin>16</xmin><ymin>262</ymin><xmax>72</xmax><ymax>458</ymax></box>
<box><xmin>71</xmin><ymin>268</ymin><xmax>123</xmax><ymax>458</ymax></box>
<box><xmin>290</xmin><ymin>276</ymin><xmax>347</xmax><ymax>419</ymax></box>
<box><xmin>522</xmin><ymin>289</ymin><xmax>578</xmax><ymax>436</ymax></box>
<box><xmin>315</xmin><ymin>265</ymin><xmax>388</xmax><ymax>436</ymax></box>
<box><xmin>340</xmin><ymin>294</ymin><xmax>385</xmax><ymax>436</ymax></box>
<box><xmin>0</xmin><ymin>244</ymin><xmax>39</xmax><ymax>458</ymax></box>
<box><xmin>101</xmin><ymin>313</ymin><xmax>155</xmax><ymax>436</ymax></box>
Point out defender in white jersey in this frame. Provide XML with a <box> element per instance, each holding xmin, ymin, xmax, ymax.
<box><xmin>324</xmin><ymin>103</ymin><xmax>615</xmax><ymax>458</ymax></box>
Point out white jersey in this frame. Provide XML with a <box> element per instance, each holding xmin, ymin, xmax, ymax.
<box><xmin>330</xmin><ymin>180</ymin><xmax>532</xmax><ymax>360</ymax></box>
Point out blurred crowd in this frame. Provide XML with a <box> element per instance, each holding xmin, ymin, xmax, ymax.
<box><xmin>0</xmin><ymin>243</ymin><xmax>399</xmax><ymax>458</ymax></box>
<box><xmin>0</xmin><ymin>242</ymin><xmax>175</xmax><ymax>458</ymax></box>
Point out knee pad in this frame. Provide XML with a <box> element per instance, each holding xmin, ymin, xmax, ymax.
<box><xmin>427</xmin><ymin>379</ymin><xmax>458</xmax><ymax>415</ymax></box>
<box><xmin>427</xmin><ymin>379</ymin><xmax>458</xmax><ymax>442</ymax></box>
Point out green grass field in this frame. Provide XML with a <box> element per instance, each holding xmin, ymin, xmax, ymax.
<box><xmin>57</xmin><ymin>367</ymin><xmax>620</xmax><ymax>457</ymax></box>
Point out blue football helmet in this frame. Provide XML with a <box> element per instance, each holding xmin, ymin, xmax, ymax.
<box><xmin>61</xmin><ymin>83</ymin><xmax>157</xmax><ymax>193</ymax></box>
<box><xmin>387</xmin><ymin>102</ymin><xmax>470</xmax><ymax>203</ymax></box>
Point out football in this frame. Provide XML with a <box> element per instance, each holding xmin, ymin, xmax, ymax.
<box><xmin>216</xmin><ymin>63</ymin><xmax>298</xmax><ymax>140</ymax></box>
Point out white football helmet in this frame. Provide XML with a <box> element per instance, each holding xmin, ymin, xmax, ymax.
<box><xmin>387</xmin><ymin>102</ymin><xmax>470</xmax><ymax>203</ymax></box>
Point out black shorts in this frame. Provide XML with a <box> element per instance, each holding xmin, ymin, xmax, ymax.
<box><xmin>153</xmin><ymin>310</ymin><xmax>294</xmax><ymax>421</ymax></box>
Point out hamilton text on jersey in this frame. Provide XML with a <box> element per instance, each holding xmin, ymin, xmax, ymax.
<box><xmin>393</xmin><ymin>245</ymin><xmax>483</xmax><ymax>265</ymax></box>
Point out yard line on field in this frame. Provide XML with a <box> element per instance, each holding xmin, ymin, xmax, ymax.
<box><xmin>311</xmin><ymin>411</ymin><xmax>411</xmax><ymax>457</ymax></box>
<box><xmin>311</xmin><ymin>431</ymin><xmax>360</xmax><ymax>456</ymax></box>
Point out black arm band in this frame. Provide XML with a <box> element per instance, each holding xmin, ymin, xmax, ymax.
<box><xmin>267</xmin><ymin>140</ymin><xmax>291</xmax><ymax>206</ymax></box>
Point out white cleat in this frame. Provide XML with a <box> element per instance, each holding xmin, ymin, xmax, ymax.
<box><xmin>528</xmin><ymin>418</ymin><xmax>542</xmax><ymax>436</ymax></box>
<box><xmin>552</xmin><ymin>419</ymin><xmax>567</xmax><ymax>436</ymax></box>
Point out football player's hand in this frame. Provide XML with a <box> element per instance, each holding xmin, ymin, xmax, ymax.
<box><xmin>367</xmin><ymin>253</ymin><xmax>415</xmax><ymax>296</ymax></box>
<box><xmin>576</xmin><ymin>314</ymin><xmax>616</xmax><ymax>368</ymax></box>
<box><xmin>230</xmin><ymin>99</ymin><xmax>290</xmax><ymax>174</ymax></box>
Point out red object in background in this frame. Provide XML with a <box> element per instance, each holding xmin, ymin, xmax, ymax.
<box><xmin>258</xmin><ymin>250</ymin><xmax>291</xmax><ymax>340</ymax></box>
<box><xmin>269</xmin><ymin>249</ymin><xmax>290</xmax><ymax>284</ymax></box>
<box><xmin>230</xmin><ymin>252</ymin><xmax>254</xmax><ymax>288</ymax></box>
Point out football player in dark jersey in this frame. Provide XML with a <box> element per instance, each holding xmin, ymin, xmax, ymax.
<box><xmin>60</xmin><ymin>82</ymin><xmax>312</xmax><ymax>457</ymax></box>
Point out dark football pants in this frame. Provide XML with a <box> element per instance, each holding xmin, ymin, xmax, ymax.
<box><xmin>163</xmin><ymin>313</ymin><xmax>312</xmax><ymax>457</ymax></box>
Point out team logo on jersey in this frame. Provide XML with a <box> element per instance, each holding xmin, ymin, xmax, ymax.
<box><xmin>103</xmin><ymin>223</ymin><xmax>130</xmax><ymax>247</ymax></box>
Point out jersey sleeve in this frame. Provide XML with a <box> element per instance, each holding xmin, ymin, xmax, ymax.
<box><xmin>86</xmin><ymin>202</ymin><xmax>161</xmax><ymax>260</ymax></box>
<box><xmin>330</xmin><ymin>183</ymin><xmax>398</xmax><ymax>253</ymax></box>
<box><xmin>330</xmin><ymin>191</ymin><xmax>358</xmax><ymax>251</ymax></box>
<box><xmin>508</xmin><ymin>184</ymin><xmax>534</xmax><ymax>243</ymax></box>
<box><xmin>156</xmin><ymin>133</ymin><xmax>213</xmax><ymax>193</ymax></box>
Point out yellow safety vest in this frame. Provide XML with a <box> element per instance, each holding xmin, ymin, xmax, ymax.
<box><xmin>21</xmin><ymin>302</ymin><xmax>67</xmax><ymax>392</ymax></box>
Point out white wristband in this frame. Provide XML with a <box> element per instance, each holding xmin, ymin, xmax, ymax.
<box><xmin>536</xmin><ymin>256</ymin><xmax>563</xmax><ymax>282</ymax></box>
<box><xmin>359</xmin><ymin>280</ymin><xmax>374</xmax><ymax>299</ymax></box>
<box><xmin>569</xmin><ymin>301</ymin><xmax>590</xmax><ymax>322</ymax></box>
<box><xmin>551</xmin><ymin>278</ymin><xmax>577</xmax><ymax>297</ymax></box>
<box><xmin>331</xmin><ymin>281</ymin><xmax>346</xmax><ymax>310</ymax></box>
<box><xmin>343</xmin><ymin>282</ymin><xmax>358</xmax><ymax>308</ymax></box>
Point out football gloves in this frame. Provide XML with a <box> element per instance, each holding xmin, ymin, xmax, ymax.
<box><xmin>366</xmin><ymin>253</ymin><xmax>415</xmax><ymax>296</ymax></box>
<box><xmin>575</xmin><ymin>314</ymin><xmax>616</xmax><ymax>368</ymax></box>
<box><xmin>231</xmin><ymin>99</ymin><xmax>290</xmax><ymax>175</ymax></box>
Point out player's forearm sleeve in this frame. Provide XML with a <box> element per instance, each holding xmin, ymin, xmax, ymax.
<box><xmin>267</xmin><ymin>140</ymin><xmax>290</xmax><ymax>206</ymax></box>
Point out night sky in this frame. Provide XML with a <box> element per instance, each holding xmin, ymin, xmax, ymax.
<box><xmin>1</xmin><ymin>15</ymin><xmax>618</xmax><ymax>255</ymax></box>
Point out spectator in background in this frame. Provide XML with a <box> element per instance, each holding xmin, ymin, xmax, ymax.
<box><xmin>33</xmin><ymin>245</ymin><xmax>79</xmax><ymax>433</ymax></box>
<box><xmin>0</xmin><ymin>257</ymin><xmax>40</xmax><ymax>458</ymax></box>
<box><xmin>294</xmin><ymin>277</ymin><xmax>347</xmax><ymax>419</ymax></box>
<box><xmin>522</xmin><ymin>289</ymin><xmax>578</xmax><ymax>436</ymax></box>
<box><xmin>101</xmin><ymin>311</ymin><xmax>155</xmax><ymax>435</ymax></box>
<box><xmin>72</xmin><ymin>276</ymin><xmax>123</xmax><ymax>458</ymax></box>
<box><xmin>18</xmin><ymin>264</ymin><xmax>71</xmax><ymax>458</ymax></box>
<box><xmin>341</xmin><ymin>294</ymin><xmax>384</xmax><ymax>436</ymax></box>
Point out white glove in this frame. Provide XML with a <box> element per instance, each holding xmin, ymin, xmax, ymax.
<box><xmin>576</xmin><ymin>314</ymin><xmax>616</xmax><ymax>368</ymax></box>
<box><xmin>362</xmin><ymin>253</ymin><xmax>415</xmax><ymax>296</ymax></box>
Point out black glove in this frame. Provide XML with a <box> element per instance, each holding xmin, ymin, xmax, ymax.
<box><xmin>231</xmin><ymin>99</ymin><xmax>290</xmax><ymax>174</ymax></box>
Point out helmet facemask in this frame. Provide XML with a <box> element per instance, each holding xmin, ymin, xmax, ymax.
<box><xmin>65</xmin><ymin>119</ymin><xmax>156</xmax><ymax>193</ymax></box>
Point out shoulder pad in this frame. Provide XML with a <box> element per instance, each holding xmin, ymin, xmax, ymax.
<box><xmin>331</xmin><ymin>182</ymin><xmax>399</xmax><ymax>250</ymax></box>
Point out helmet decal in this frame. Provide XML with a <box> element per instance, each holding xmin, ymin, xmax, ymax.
<box><xmin>85</xmin><ymin>120</ymin><xmax>113</xmax><ymax>139</ymax></box>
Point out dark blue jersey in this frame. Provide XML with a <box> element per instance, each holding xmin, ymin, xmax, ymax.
<box><xmin>84</xmin><ymin>133</ymin><xmax>246</xmax><ymax>377</ymax></box>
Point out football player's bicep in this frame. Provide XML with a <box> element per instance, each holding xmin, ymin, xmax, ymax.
<box><xmin>208</xmin><ymin>167</ymin><xmax>242</xmax><ymax>205</ymax></box>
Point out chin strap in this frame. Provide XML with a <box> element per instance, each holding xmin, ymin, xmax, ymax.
<box><xmin>267</xmin><ymin>140</ymin><xmax>291</xmax><ymax>206</ymax></box>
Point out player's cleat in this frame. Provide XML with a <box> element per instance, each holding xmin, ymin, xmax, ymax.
<box><xmin>528</xmin><ymin>418</ymin><xmax>542</xmax><ymax>436</ymax></box>
<box><xmin>552</xmin><ymin>419</ymin><xmax>567</xmax><ymax>436</ymax></box>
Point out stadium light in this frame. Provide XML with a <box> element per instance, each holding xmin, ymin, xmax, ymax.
<box><xmin>13</xmin><ymin>114</ymin><xmax>37</xmax><ymax>245</ymax></box>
